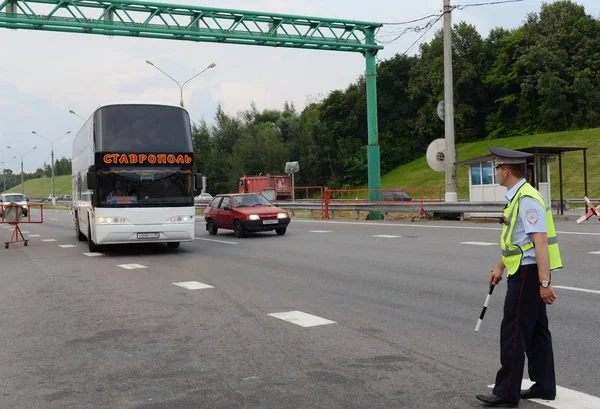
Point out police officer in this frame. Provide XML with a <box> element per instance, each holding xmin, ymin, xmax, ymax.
<box><xmin>476</xmin><ymin>147</ymin><xmax>563</xmax><ymax>408</ymax></box>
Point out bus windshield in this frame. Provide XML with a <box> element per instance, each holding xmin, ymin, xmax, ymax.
<box><xmin>95</xmin><ymin>104</ymin><xmax>192</xmax><ymax>152</ymax></box>
<box><xmin>97</xmin><ymin>168</ymin><xmax>193</xmax><ymax>207</ymax></box>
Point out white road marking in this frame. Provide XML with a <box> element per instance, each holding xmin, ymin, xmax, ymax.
<box><xmin>268</xmin><ymin>311</ymin><xmax>336</xmax><ymax>328</ymax></box>
<box><xmin>59</xmin><ymin>244</ymin><xmax>77</xmax><ymax>248</ymax></box>
<box><xmin>28</xmin><ymin>235</ymin><xmax>41</xmax><ymax>237</ymax></box>
<box><xmin>373</xmin><ymin>235</ymin><xmax>400</xmax><ymax>238</ymax></box>
<box><xmin>293</xmin><ymin>219</ymin><xmax>600</xmax><ymax>236</ymax></box>
<box><xmin>83</xmin><ymin>252</ymin><xmax>104</xmax><ymax>257</ymax></box>
<box><xmin>21</xmin><ymin>231</ymin><xmax>29</xmax><ymax>233</ymax></box>
<box><xmin>554</xmin><ymin>285</ymin><xmax>600</xmax><ymax>296</ymax></box>
<box><xmin>48</xmin><ymin>218</ymin><xmax>58</xmax><ymax>221</ymax></box>
<box><xmin>589</xmin><ymin>251</ymin><xmax>600</xmax><ymax>254</ymax></box>
<box><xmin>172</xmin><ymin>281</ymin><xmax>214</xmax><ymax>290</ymax></box>
<box><xmin>461</xmin><ymin>241</ymin><xmax>496</xmax><ymax>246</ymax></box>
<box><xmin>195</xmin><ymin>237</ymin><xmax>238</xmax><ymax>245</ymax></box>
<box><xmin>118</xmin><ymin>263</ymin><xmax>147</xmax><ymax>270</ymax></box>
<box><xmin>310</xmin><ymin>230</ymin><xmax>332</xmax><ymax>233</ymax></box>
<box><xmin>41</xmin><ymin>239</ymin><xmax>57</xmax><ymax>242</ymax></box>
<box><xmin>488</xmin><ymin>378</ymin><xmax>600</xmax><ymax>408</ymax></box>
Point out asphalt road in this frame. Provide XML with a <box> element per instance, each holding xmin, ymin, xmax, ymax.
<box><xmin>1</xmin><ymin>210</ymin><xmax>599</xmax><ymax>409</ymax></box>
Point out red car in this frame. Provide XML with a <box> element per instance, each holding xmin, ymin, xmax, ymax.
<box><xmin>204</xmin><ymin>193</ymin><xmax>291</xmax><ymax>237</ymax></box>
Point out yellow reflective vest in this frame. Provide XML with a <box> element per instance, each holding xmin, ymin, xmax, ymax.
<box><xmin>501</xmin><ymin>182</ymin><xmax>563</xmax><ymax>277</ymax></box>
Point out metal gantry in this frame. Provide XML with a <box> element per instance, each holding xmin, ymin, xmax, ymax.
<box><xmin>0</xmin><ymin>0</ymin><xmax>385</xmax><ymax>209</ymax></box>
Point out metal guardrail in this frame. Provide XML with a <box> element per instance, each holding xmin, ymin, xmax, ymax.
<box><xmin>194</xmin><ymin>200</ymin><xmax>506</xmax><ymax>214</ymax></box>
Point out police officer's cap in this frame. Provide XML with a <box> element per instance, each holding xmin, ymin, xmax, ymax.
<box><xmin>490</xmin><ymin>147</ymin><xmax>532</xmax><ymax>166</ymax></box>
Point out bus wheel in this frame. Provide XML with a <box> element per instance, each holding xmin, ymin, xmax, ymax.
<box><xmin>167</xmin><ymin>242</ymin><xmax>180</xmax><ymax>249</ymax></box>
<box><xmin>88</xmin><ymin>222</ymin><xmax>100</xmax><ymax>253</ymax></box>
<box><xmin>75</xmin><ymin>212</ymin><xmax>86</xmax><ymax>241</ymax></box>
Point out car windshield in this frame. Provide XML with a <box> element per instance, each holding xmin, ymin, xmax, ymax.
<box><xmin>3</xmin><ymin>194</ymin><xmax>25</xmax><ymax>202</ymax></box>
<box><xmin>232</xmin><ymin>194</ymin><xmax>273</xmax><ymax>208</ymax></box>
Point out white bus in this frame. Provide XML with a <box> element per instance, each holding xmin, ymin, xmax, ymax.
<box><xmin>72</xmin><ymin>102</ymin><xmax>202</xmax><ymax>252</ymax></box>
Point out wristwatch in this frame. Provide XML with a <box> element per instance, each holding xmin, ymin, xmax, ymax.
<box><xmin>540</xmin><ymin>280</ymin><xmax>551</xmax><ymax>288</ymax></box>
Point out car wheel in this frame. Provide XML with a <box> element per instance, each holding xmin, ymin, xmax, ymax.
<box><xmin>275</xmin><ymin>227</ymin><xmax>287</xmax><ymax>236</ymax></box>
<box><xmin>233</xmin><ymin>220</ymin><xmax>246</xmax><ymax>238</ymax></box>
<box><xmin>167</xmin><ymin>242</ymin><xmax>180</xmax><ymax>249</ymax></box>
<box><xmin>206</xmin><ymin>219</ymin><xmax>218</xmax><ymax>235</ymax></box>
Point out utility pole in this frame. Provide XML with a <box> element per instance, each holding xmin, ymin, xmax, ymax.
<box><xmin>443</xmin><ymin>0</ymin><xmax>457</xmax><ymax>202</ymax></box>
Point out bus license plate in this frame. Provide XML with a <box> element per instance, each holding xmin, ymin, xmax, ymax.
<box><xmin>137</xmin><ymin>232</ymin><xmax>160</xmax><ymax>239</ymax></box>
<box><xmin>262</xmin><ymin>219</ymin><xmax>278</xmax><ymax>225</ymax></box>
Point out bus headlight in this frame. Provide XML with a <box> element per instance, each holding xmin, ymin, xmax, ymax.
<box><xmin>169</xmin><ymin>215</ymin><xmax>194</xmax><ymax>223</ymax></box>
<box><xmin>97</xmin><ymin>216</ymin><xmax>127</xmax><ymax>223</ymax></box>
<box><xmin>248</xmin><ymin>214</ymin><xmax>260</xmax><ymax>221</ymax></box>
<box><xmin>277</xmin><ymin>213</ymin><xmax>288</xmax><ymax>219</ymax></box>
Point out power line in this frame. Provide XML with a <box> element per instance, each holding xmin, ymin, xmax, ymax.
<box><xmin>402</xmin><ymin>14</ymin><xmax>444</xmax><ymax>55</ymax></box>
<box><xmin>377</xmin><ymin>14</ymin><xmax>443</xmax><ymax>44</ymax></box>
<box><xmin>382</xmin><ymin>13</ymin><xmax>442</xmax><ymax>26</ymax></box>
<box><xmin>454</xmin><ymin>0</ymin><xmax>525</xmax><ymax>8</ymax></box>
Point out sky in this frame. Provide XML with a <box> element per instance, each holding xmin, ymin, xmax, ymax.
<box><xmin>1</xmin><ymin>0</ymin><xmax>599</xmax><ymax>173</ymax></box>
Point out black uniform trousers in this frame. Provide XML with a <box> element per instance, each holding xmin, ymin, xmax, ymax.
<box><xmin>492</xmin><ymin>264</ymin><xmax>556</xmax><ymax>402</ymax></box>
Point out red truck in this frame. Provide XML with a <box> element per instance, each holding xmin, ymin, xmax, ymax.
<box><xmin>238</xmin><ymin>174</ymin><xmax>292</xmax><ymax>200</ymax></box>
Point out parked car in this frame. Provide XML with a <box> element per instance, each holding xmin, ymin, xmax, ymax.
<box><xmin>194</xmin><ymin>193</ymin><xmax>213</xmax><ymax>204</ymax></box>
<box><xmin>0</xmin><ymin>193</ymin><xmax>29</xmax><ymax>218</ymax></box>
<box><xmin>204</xmin><ymin>193</ymin><xmax>291</xmax><ymax>237</ymax></box>
<box><xmin>382</xmin><ymin>190</ymin><xmax>412</xmax><ymax>202</ymax></box>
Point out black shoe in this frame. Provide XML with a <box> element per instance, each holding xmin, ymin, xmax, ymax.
<box><xmin>475</xmin><ymin>393</ymin><xmax>518</xmax><ymax>407</ymax></box>
<box><xmin>520</xmin><ymin>387</ymin><xmax>555</xmax><ymax>400</ymax></box>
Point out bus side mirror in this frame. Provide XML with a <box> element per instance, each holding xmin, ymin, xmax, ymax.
<box><xmin>195</xmin><ymin>173</ymin><xmax>203</xmax><ymax>191</ymax></box>
<box><xmin>87</xmin><ymin>171</ymin><xmax>97</xmax><ymax>190</ymax></box>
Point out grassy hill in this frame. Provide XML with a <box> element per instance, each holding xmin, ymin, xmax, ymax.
<box><xmin>377</xmin><ymin>127</ymin><xmax>599</xmax><ymax>200</ymax></box>
<box><xmin>5</xmin><ymin>175</ymin><xmax>71</xmax><ymax>197</ymax></box>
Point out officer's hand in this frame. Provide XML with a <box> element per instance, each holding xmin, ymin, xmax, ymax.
<box><xmin>540</xmin><ymin>285</ymin><xmax>557</xmax><ymax>305</ymax></box>
<box><xmin>489</xmin><ymin>269</ymin><xmax>503</xmax><ymax>286</ymax></box>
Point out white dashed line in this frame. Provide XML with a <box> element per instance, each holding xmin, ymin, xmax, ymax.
<box><xmin>373</xmin><ymin>235</ymin><xmax>400</xmax><ymax>238</ymax></box>
<box><xmin>195</xmin><ymin>237</ymin><xmax>238</xmax><ymax>245</ymax></box>
<box><xmin>172</xmin><ymin>281</ymin><xmax>214</xmax><ymax>290</ymax></box>
<box><xmin>28</xmin><ymin>235</ymin><xmax>41</xmax><ymax>237</ymax></box>
<box><xmin>488</xmin><ymin>379</ymin><xmax>600</xmax><ymax>408</ymax></box>
<box><xmin>118</xmin><ymin>263</ymin><xmax>147</xmax><ymax>270</ymax></box>
<box><xmin>48</xmin><ymin>218</ymin><xmax>58</xmax><ymax>221</ymax></box>
<box><xmin>310</xmin><ymin>230</ymin><xmax>332</xmax><ymax>233</ymax></box>
<box><xmin>83</xmin><ymin>252</ymin><xmax>104</xmax><ymax>257</ymax></box>
<box><xmin>268</xmin><ymin>311</ymin><xmax>336</xmax><ymax>327</ymax></box>
<box><xmin>21</xmin><ymin>231</ymin><xmax>29</xmax><ymax>233</ymax></box>
<box><xmin>41</xmin><ymin>239</ymin><xmax>57</xmax><ymax>242</ymax></box>
<box><xmin>59</xmin><ymin>244</ymin><xmax>77</xmax><ymax>248</ymax></box>
<box><xmin>554</xmin><ymin>285</ymin><xmax>600</xmax><ymax>296</ymax></box>
<box><xmin>461</xmin><ymin>241</ymin><xmax>496</xmax><ymax>246</ymax></box>
<box><xmin>589</xmin><ymin>251</ymin><xmax>600</xmax><ymax>254</ymax></box>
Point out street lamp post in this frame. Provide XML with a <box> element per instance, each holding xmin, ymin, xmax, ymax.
<box><xmin>145</xmin><ymin>60</ymin><xmax>216</xmax><ymax>107</ymax></box>
<box><xmin>0</xmin><ymin>161</ymin><xmax>5</xmax><ymax>193</ymax></box>
<box><xmin>69</xmin><ymin>110</ymin><xmax>86</xmax><ymax>121</ymax></box>
<box><xmin>7</xmin><ymin>146</ymin><xmax>37</xmax><ymax>195</ymax></box>
<box><xmin>32</xmin><ymin>131</ymin><xmax>71</xmax><ymax>202</ymax></box>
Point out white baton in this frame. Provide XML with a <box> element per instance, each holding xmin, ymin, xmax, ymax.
<box><xmin>475</xmin><ymin>284</ymin><xmax>495</xmax><ymax>332</ymax></box>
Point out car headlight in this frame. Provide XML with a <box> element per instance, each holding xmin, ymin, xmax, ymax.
<box><xmin>169</xmin><ymin>215</ymin><xmax>194</xmax><ymax>222</ymax></box>
<box><xmin>248</xmin><ymin>214</ymin><xmax>260</xmax><ymax>221</ymax></box>
<box><xmin>97</xmin><ymin>216</ymin><xmax>127</xmax><ymax>224</ymax></box>
<box><xmin>277</xmin><ymin>213</ymin><xmax>288</xmax><ymax>219</ymax></box>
